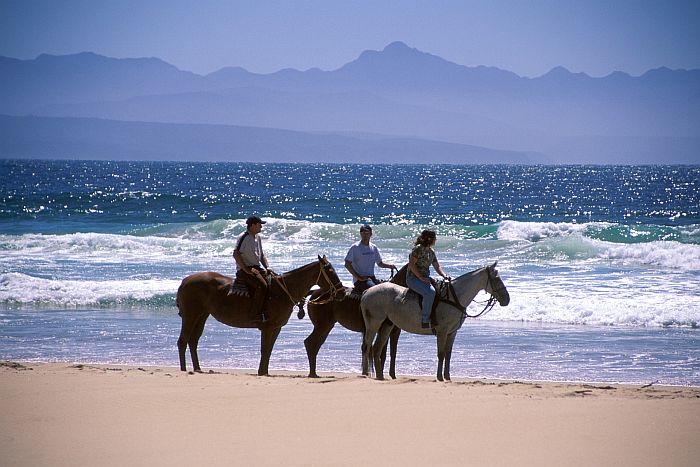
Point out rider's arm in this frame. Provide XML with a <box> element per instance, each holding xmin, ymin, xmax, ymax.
<box><xmin>432</xmin><ymin>257</ymin><xmax>450</xmax><ymax>280</ymax></box>
<box><xmin>260</xmin><ymin>252</ymin><xmax>270</xmax><ymax>271</ymax></box>
<box><xmin>233</xmin><ymin>249</ymin><xmax>253</xmax><ymax>274</ymax></box>
<box><xmin>345</xmin><ymin>259</ymin><xmax>365</xmax><ymax>282</ymax></box>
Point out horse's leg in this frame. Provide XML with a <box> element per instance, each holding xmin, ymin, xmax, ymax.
<box><xmin>361</xmin><ymin>329</ymin><xmax>373</xmax><ymax>377</ymax></box>
<box><xmin>177</xmin><ymin>313</ymin><xmax>200</xmax><ymax>372</ymax></box>
<box><xmin>378</xmin><ymin>319</ymin><xmax>390</xmax><ymax>376</ymax></box>
<box><xmin>258</xmin><ymin>326</ymin><xmax>282</xmax><ymax>376</ymax></box>
<box><xmin>388</xmin><ymin>326</ymin><xmax>401</xmax><ymax>380</ymax></box>
<box><xmin>379</xmin><ymin>341</ymin><xmax>388</xmax><ymax>376</ymax></box>
<box><xmin>443</xmin><ymin>332</ymin><xmax>457</xmax><ymax>382</ymax></box>
<box><xmin>304</xmin><ymin>319</ymin><xmax>335</xmax><ymax>378</ymax></box>
<box><xmin>373</xmin><ymin>321</ymin><xmax>394</xmax><ymax>381</ymax></box>
<box><xmin>436</xmin><ymin>330</ymin><xmax>448</xmax><ymax>382</ymax></box>
<box><xmin>188</xmin><ymin>314</ymin><xmax>209</xmax><ymax>373</ymax></box>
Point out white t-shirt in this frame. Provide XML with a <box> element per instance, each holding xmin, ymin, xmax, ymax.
<box><xmin>345</xmin><ymin>241</ymin><xmax>382</xmax><ymax>277</ymax></box>
<box><xmin>235</xmin><ymin>231</ymin><xmax>263</xmax><ymax>270</ymax></box>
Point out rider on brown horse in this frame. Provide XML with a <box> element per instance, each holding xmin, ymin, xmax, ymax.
<box><xmin>231</xmin><ymin>215</ymin><xmax>275</xmax><ymax>323</ymax></box>
<box><xmin>344</xmin><ymin>224</ymin><xmax>396</xmax><ymax>294</ymax></box>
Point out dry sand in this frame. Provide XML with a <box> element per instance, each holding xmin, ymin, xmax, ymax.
<box><xmin>1</xmin><ymin>361</ymin><xmax>699</xmax><ymax>467</ymax></box>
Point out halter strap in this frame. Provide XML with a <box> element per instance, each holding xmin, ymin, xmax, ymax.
<box><xmin>272</xmin><ymin>274</ymin><xmax>299</xmax><ymax>307</ymax></box>
<box><xmin>309</xmin><ymin>261</ymin><xmax>344</xmax><ymax>304</ymax></box>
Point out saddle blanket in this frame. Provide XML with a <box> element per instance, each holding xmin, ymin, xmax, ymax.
<box><xmin>228</xmin><ymin>280</ymin><xmax>251</xmax><ymax>297</ymax></box>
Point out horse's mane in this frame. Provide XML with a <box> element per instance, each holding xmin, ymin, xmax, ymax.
<box><xmin>454</xmin><ymin>265</ymin><xmax>489</xmax><ymax>282</ymax></box>
<box><xmin>277</xmin><ymin>259</ymin><xmax>320</xmax><ymax>278</ymax></box>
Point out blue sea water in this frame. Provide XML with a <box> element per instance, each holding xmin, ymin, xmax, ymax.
<box><xmin>1</xmin><ymin>160</ymin><xmax>699</xmax><ymax>385</ymax></box>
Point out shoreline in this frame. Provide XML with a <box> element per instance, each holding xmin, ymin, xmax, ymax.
<box><xmin>2</xmin><ymin>361</ymin><xmax>699</xmax><ymax>467</ymax></box>
<box><xmin>6</xmin><ymin>357</ymin><xmax>700</xmax><ymax>389</ymax></box>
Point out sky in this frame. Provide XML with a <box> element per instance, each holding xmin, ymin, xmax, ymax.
<box><xmin>1</xmin><ymin>0</ymin><xmax>699</xmax><ymax>78</ymax></box>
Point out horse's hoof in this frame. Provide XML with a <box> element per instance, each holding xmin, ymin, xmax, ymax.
<box><xmin>308</xmin><ymin>373</ymin><xmax>320</xmax><ymax>378</ymax></box>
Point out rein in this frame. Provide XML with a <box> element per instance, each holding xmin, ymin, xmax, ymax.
<box><xmin>465</xmin><ymin>294</ymin><xmax>497</xmax><ymax>318</ymax></box>
<box><xmin>273</xmin><ymin>260</ymin><xmax>344</xmax><ymax>317</ymax></box>
<box><xmin>464</xmin><ymin>270</ymin><xmax>501</xmax><ymax>318</ymax></box>
<box><xmin>272</xmin><ymin>274</ymin><xmax>302</xmax><ymax>310</ymax></box>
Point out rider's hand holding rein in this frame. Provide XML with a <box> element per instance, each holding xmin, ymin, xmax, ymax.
<box><xmin>434</xmin><ymin>258</ymin><xmax>451</xmax><ymax>281</ymax></box>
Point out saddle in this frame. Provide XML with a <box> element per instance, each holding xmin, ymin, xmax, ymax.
<box><xmin>347</xmin><ymin>289</ymin><xmax>364</xmax><ymax>301</ymax></box>
<box><xmin>228</xmin><ymin>273</ymin><xmax>272</xmax><ymax>298</ymax></box>
<box><xmin>404</xmin><ymin>278</ymin><xmax>459</xmax><ymax>326</ymax></box>
<box><xmin>349</xmin><ymin>278</ymin><xmax>379</xmax><ymax>298</ymax></box>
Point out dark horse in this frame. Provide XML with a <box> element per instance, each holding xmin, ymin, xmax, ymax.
<box><xmin>304</xmin><ymin>281</ymin><xmax>402</xmax><ymax>379</ymax></box>
<box><xmin>176</xmin><ymin>255</ymin><xmax>344</xmax><ymax>375</ymax></box>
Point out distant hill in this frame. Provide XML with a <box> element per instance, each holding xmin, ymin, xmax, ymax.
<box><xmin>0</xmin><ymin>115</ymin><xmax>547</xmax><ymax>164</ymax></box>
<box><xmin>1</xmin><ymin>42</ymin><xmax>699</xmax><ymax>164</ymax></box>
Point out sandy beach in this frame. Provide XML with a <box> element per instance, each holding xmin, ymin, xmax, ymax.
<box><xmin>1</xmin><ymin>361</ymin><xmax>698</xmax><ymax>467</ymax></box>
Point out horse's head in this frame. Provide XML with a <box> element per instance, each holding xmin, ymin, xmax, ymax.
<box><xmin>486</xmin><ymin>261</ymin><xmax>510</xmax><ymax>306</ymax></box>
<box><xmin>317</xmin><ymin>255</ymin><xmax>346</xmax><ymax>300</ymax></box>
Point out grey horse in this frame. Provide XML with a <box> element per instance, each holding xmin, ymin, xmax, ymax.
<box><xmin>361</xmin><ymin>262</ymin><xmax>510</xmax><ymax>381</ymax></box>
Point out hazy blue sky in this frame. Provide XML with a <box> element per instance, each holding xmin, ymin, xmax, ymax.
<box><xmin>1</xmin><ymin>0</ymin><xmax>699</xmax><ymax>77</ymax></box>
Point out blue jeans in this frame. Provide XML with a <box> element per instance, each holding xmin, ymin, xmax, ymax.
<box><xmin>406</xmin><ymin>274</ymin><xmax>436</xmax><ymax>323</ymax></box>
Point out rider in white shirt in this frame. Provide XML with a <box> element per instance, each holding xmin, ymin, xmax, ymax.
<box><xmin>232</xmin><ymin>215</ymin><xmax>274</xmax><ymax>323</ymax></box>
<box><xmin>344</xmin><ymin>224</ymin><xmax>396</xmax><ymax>293</ymax></box>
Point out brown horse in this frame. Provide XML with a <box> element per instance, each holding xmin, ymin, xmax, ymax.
<box><xmin>304</xmin><ymin>287</ymin><xmax>402</xmax><ymax>378</ymax></box>
<box><xmin>176</xmin><ymin>255</ymin><xmax>344</xmax><ymax>375</ymax></box>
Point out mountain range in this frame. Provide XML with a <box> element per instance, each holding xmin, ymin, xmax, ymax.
<box><xmin>1</xmin><ymin>41</ymin><xmax>699</xmax><ymax>164</ymax></box>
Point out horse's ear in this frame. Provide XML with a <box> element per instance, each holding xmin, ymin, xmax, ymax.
<box><xmin>491</xmin><ymin>261</ymin><xmax>498</xmax><ymax>269</ymax></box>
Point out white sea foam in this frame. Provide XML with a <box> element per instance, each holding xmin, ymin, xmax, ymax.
<box><xmin>0</xmin><ymin>272</ymin><xmax>180</xmax><ymax>308</ymax></box>
<box><xmin>495</xmin><ymin>221</ymin><xmax>700</xmax><ymax>271</ymax></box>
<box><xmin>2</xmin><ymin>220</ymin><xmax>699</xmax><ymax>325</ymax></box>
<box><xmin>485</xmin><ymin>280</ymin><xmax>700</xmax><ymax>327</ymax></box>
<box><xmin>0</xmin><ymin>232</ymin><xmax>229</xmax><ymax>263</ymax></box>
<box><xmin>496</xmin><ymin>220</ymin><xmax>594</xmax><ymax>242</ymax></box>
<box><xmin>600</xmin><ymin>241</ymin><xmax>700</xmax><ymax>271</ymax></box>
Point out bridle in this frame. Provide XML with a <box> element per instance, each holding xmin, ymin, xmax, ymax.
<box><xmin>442</xmin><ymin>267</ymin><xmax>505</xmax><ymax>318</ymax></box>
<box><xmin>307</xmin><ymin>260</ymin><xmax>345</xmax><ymax>306</ymax></box>
<box><xmin>466</xmin><ymin>267</ymin><xmax>508</xmax><ymax>318</ymax></box>
<box><xmin>313</xmin><ymin>260</ymin><xmax>344</xmax><ymax>300</ymax></box>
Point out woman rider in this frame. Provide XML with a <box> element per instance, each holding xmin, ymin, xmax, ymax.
<box><xmin>406</xmin><ymin>229</ymin><xmax>451</xmax><ymax>328</ymax></box>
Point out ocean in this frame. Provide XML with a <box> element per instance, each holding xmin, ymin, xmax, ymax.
<box><xmin>1</xmin><ymin>160</ymin><xmax>699</xmax><ymax>386</ymax></box>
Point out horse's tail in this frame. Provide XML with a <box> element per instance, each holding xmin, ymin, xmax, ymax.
<box><xmin>176</xmin><ymin>282</ymin><xmax>184</xmax><ymax>317</ymax></box>
<box><xmin>361</xmin><ymin>329</ymin><xmax>376</xmax><ymax>378</ymax></box>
